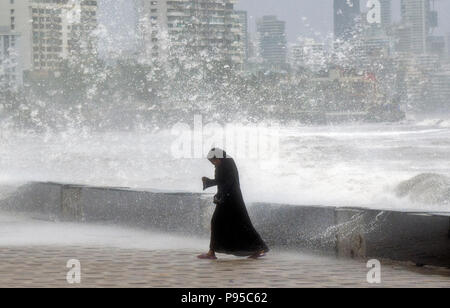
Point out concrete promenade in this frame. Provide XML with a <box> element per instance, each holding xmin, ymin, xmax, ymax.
<box><xmin>0</xmin><ymin>184</ymin><xmax>449</xmax><ymax>288</ymax></box>
<box><xmin>1</xmin><ymin>245</ymin><xmax>449</xmax><ymax>288</ymax></box>
<box><xmin>2</xmin><ymin>182</ymin><xmax>449</xmax><ymax>268</ymax></box>
<box><xmin>0</xmin><ymin>211</ymin><xmax>449</xmax><ymax>288</ymax></box>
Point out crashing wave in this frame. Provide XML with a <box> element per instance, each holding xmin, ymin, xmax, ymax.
<box><xmin>416</xmin><ymin>118</ymin><xmax>450</xmax><ymax>128</ymax></box>
<box><xmin>395</xmin><ymin>173</ymin><xmax>450</xmax><ymax>206</ymax></box>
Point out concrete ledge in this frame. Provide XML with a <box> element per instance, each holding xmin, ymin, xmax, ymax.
<box><xmin>1</xmin><ymin>182</ymin><xmax>449</xmax><ymax>267</ymax></box>
<box><xmin>251</xmin><ymin>203</ymin><xmax>450</xmax><ymax>267</ymax></box>
<box><xmin>248</xmin><ymin>203</ymin><xmax>337</xmax><ymax>254</ymax></box>
<box><xmin>335</xmin><ymin>208</ymin><xmax>450</xmax><ymax>267</ymax></box>
<box><xmin>0</xmin><ymin>182</ymin><xmax>214</xmax><ymax>236</ymax></box>
<box><xmin>0</xmin><ymin>182</ymin><xmax>63</xmax><ymax>219</ymax></box>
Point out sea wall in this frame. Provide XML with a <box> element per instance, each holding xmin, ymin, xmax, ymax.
<box><xmin>0</xmin><ymin>182</ymin><xmax>214</xmax><ymax>236</ymax></box>
<box><xmin>1</xmin><ymin>182</ymin><xmax>449</xmax><ymax>267</ymax></box>
<box><xmin>250</xmin><ymin>203</ymin><xmax>450</xmax><ymax>267</ymax></box>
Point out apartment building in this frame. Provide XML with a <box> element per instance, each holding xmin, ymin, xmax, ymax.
<box><xmin>135</xmin><ymin>0</ymin><xmax>243</xmax><ymax>65</ymax></box>
<box><xmin>0</xmin><ymin>0</ymin><xmax>98</xmax><ymax>72</ymax></box>
<box><xmin>0</xmin><ymin>26</ymin><xmax>23</xmax><ymax>87</ymax></box>
<box><xmin>256</xmin><ymin>15</ymin><xmax>287</xmax><ymax>65</ymax></box>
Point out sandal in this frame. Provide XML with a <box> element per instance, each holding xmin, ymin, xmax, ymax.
<box><xmin>197</xmin><ymin>253</ymin><xmax>218</xmax><ymax>260</ymax></box>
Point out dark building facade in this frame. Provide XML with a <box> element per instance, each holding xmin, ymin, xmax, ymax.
<box><xmin>257</xmin><ymin>15</ymin><xmax>287</xmax><ymax>65</ymax></box>
<box><xmin>334</xmin><ymin>0</ymin><xmax>361</xmax><ymax>40</ymax></box>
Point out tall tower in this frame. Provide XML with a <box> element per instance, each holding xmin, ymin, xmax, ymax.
<box><xmin>0</xmin><ymin>0</ymin><xmax>98</xmax><ymax>72</ymax></box>
<box><xmin>334</xmin><ymin>0</ymin><xmax>361</xmax><ymax>40</ymax></box>
<box><xmin>380</xmin><ymin>0</ymin><xmax>392</xmax><ymax>28</ymax></box>
<box><xmin>235</xmin><ymin>10</ymin><xmax>249</xmax><ymax>63</ymax></box>
<box><xmin>256</xmin><ymin>15</ymin><xmax>287</xmax><ymax>65</ymax></box>
<box><xmin>401</xmin><ymin>0</ymin><xmax>431</xmax><ymax>54</ymax></box>
<box><xmin>447</xmin><ymin>33</ymin><xmax>450</xmax><ymax>59</ymax></box>
<box><xmin>0</xmin><ymin>26</ymin><xmax>23</xmax><ymax>88</ymax></box>
<box><xmin>134</xmin><ymin>0</ymin><xmax>243</xmax><ymax>65</ymax></box>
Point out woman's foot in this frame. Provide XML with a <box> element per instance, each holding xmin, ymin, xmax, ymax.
<box><xmin>197</xmin><ymin>251</ymin><xmax>217</xmax><ymax>260</ymax></box>
<box><xmin>248</xmin><ymin>250</ymin><xmax>267</xmax><ymax>259</ymax></box>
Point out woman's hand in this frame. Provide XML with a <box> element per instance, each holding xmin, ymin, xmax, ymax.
<box><xmin>202</xmin><ymin>177</ymin><xmax>210</xmax><ymax>191</ymax></box>
<box><xmin>213</xmin><ymin>194</ymin><xmax>223</xmax><ymax>205</ymax></box>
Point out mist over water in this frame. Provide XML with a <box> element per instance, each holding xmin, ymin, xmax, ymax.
<box><xmin>1</xmin><ymin>117</ymin><xmax>449</xmax><ymax>212</ymax></box>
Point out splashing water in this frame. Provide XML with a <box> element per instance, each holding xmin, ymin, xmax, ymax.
<box><xmin>0</xmin><ymin>119</ymin><xmax>449</xmax><ymax>212</ymax></box>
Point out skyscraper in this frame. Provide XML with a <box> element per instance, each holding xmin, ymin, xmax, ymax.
<box><xmin>0</xmin><ymin>26</ymin><xmax>23</xmax><ymax>88</ymax></box>
<box><xmin>429</xmin><ymin>71</ymin><xmax>450</xmax><ymax>111</ymax></box>
<box><xmin>0</xmin><ymin>0</ymin><xmax>98</xmax><ymax>72</ymax></box>
<box><xmin>290</xmin><ymin>39</ymin><xmax>326</xmax><ymax>72</ymax></box>
<box><xmin>447</xmin><ymin>33</ymin><xmax>450</xmax><ymax>59</ymax></box>
<box><xmin>134</xmin><ymin>0</ymin><xmax>243</xmax><ymax>65</ymax></box>
<box><xmin>334</xmin><ymin>0</ymin><xmax>361</xmax><ymax>40</ymax></box>
<box><xmin>256</xmin><ymin>15</ymin><xmax>287</xmax><ymax>65</ymax></box>
<box><xmin>427</xmin><ymin>35</ymin><xmax>445</xmax><ymax>57</ymax></box>
<box><xmin>235</xmin><ymin>10</ymin><xmax>248</xmax><ymax>63</ymax></box>
<box><xmin>400</xmin><ymin>0</ymin><xmax>431</xmax><ymax>54</ymax></box>
<box><xmin>380</xmin><ymin>0</ymin><xmax>392</xmax><ymax>28</ymax></box>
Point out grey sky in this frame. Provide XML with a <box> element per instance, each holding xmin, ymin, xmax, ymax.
<box><xmin>98</xmin><ymin>0</ymin><xmax>450</xmax><ymax>53</ymax></box>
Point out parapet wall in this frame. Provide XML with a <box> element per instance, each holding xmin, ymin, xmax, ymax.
<box><xmin>0</xmin><ymin>182</ymin><xmax>214</xmax><ymax>236</ymax></box>
<box><xmin>1</xmin><ymin>182</ymin><xmax>449</xmax><ymax>267</ymax></box>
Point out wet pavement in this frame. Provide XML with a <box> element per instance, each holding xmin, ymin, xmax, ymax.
<box><xmin>0</xmin><ymin>245</ymin><xmax>449</xmax><ymax>288</ymax></box>
<box><xmin>0</xmin><ymin>211</ymin><xmax>449</xmax><ymax>288</ymax></box>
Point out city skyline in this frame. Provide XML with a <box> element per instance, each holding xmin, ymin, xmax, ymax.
<box><xmin>235</xmin><ymin>0</ymin><xmax>450</xmax><ymax>43</ymax></box>
<box><xmin>98</xmin><ymin>0</ymin><xmax>450</xmax><ymax>56</ymax></box>
<box><xmin>2</xmin><ymin>1</ymin><xmax>449</xmax><ymax>67</ymax></box>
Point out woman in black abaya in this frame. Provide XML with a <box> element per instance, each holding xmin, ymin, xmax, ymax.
<box><xmin>198</xmin><ymin>148</ymin><xmax>269</xmax><ymax>260</ymax></box>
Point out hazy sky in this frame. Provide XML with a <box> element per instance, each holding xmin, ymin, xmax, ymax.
<box><xmin>98</xmin><ymin>0</ymin><xmax>450</xmax><ymax>53</ymax></box>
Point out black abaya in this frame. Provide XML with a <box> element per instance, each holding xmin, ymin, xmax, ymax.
<box><xmin>204</xmin><ymin>157</ymin><xmax>269</xmax><ymax>256</ymax></box>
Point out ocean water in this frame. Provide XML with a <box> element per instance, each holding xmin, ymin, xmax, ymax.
<box><xmin>0</xmin><ymin>118</ymin><xmax>449</xmax><ymax>212</ymax></box>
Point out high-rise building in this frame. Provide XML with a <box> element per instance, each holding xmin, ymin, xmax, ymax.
<box><xmin>290</xmin><ymin>44</ymin><xmax>305</xmax><ymax>68</ymax></box>
<box><xmin>447</xmin><ymin>33</ymin><xmax>450</xmax><ymax>59</ymax></box>
<box><xmin>334</xmin><ymin>0</ymin><xmax>361</xmax><ymax>40</ymax></box>
<box><xmin>134</xmin><ymin>0</ymin><xmax>243</xmax><ymax>65</ymax></box>
<box><xmin>400</xmin><ymin>0</ymin><xmax>431</xmax><ymax>54</ymax></box>
<box><xmin>361</xmin><ymin>9</ymin><xmax>392</xmax><ymax>59</ymax></box>
<box><xmin>392</xmin><ymin>23</ymin><xmax>412</xmax><ymax>53</ymax></box>
<box><xmin>361</xmin><ymin>27</ymin><xmax>392</xmax><ymax>59</ymax></box>
<box><xmin>246</xmin><ymin>32</ymin><xmax>259</xmax><ymax>61</ymax></box>
<box><xmin>380</xmin><ymin>0</ymin><xmax>392</xmax><ymax>28</ymax></box>
<box><xmin>256</xmin><ymin>15</ymin><xmax>287</xmax><ymax>65</ymax></box>
<box><xmin>0</xmin><ymin>26</ymin><xmax>23</xmax><ymax>88</ymax></box>
<box><xmin>427</xmin><ymin>35</ymin><xmax>446</xmax><ymax>57</ymax></box>
<box><xmin>0</xmin><ymin>0</ymin><xmax>98</xmax><ymax>72</ymax></box>
<box><xmin>429</xmin><ymin>70</ymin><xmax>450</xmax><ymax>110</ymax></box>
<box><xmin>235</xmin><ymin>10</ymin><xmax>248</xmax><ymax>63</ymax></box>
<box><xmin>290</xmin><ymin>39</ymin><xmax>326</xmax><ymax>71</ymax></box>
